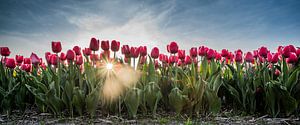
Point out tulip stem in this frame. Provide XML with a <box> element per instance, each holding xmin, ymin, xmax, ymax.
<box><xmin>114</xmin><ymin>52</ymin><xmax>116</xmax><ymax>59</ymax></box>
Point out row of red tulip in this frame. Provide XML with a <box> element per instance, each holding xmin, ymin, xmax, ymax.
<box><xmin>1</xmin><ymin>38</ymin><xmax>300</xmax><ymax>72</ymax></box>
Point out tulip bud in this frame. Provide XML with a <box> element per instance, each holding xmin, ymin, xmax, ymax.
<box><xmin>111</xmin><ymin>40</ymin><xmax>120</xmax><ymax>52</ymax></box>
<box><xmin>221</xmin><ymin>49</ymin><xmax>229</xmax><ymax>57</ymax></box>
<box><xmin>139</xmin><ymin>46</ymin><xmax>147</xmax><ymax>56</ymax></box>
<box><xmin>83</xmin><ymin>48</ymin><xmax>92</xmax><ymax>56</ymax></box>
<box><xmin>169</xmin><ymin>42</ymin><xmax>179</xmax><ymax>54</ymax></box>
<box><xmin>130</xmin><ymin>47</ymin><xmax>140</xmax><ymax>58</ymax></box>
<box><xmin>139</xmin><ymin>56</ymin><xmax>147</xmax><ymax>64</ymax></box>
<box><xmin>245</xmin><ymin>52</ymin><xmax>254</xmax><ymax>63</ymax></box>
<box><xmin>21</xmin><ymin>64</ymin><xmax>32</xmax><ymax>72</ymax></box>
<box><xmin>101</xmin><ymin>40</ymin><xmax>110</xmax><ymax>51</ymax></box>
<box><xmin>258</xmin><ymin>46</ymin><xmax>268</xmax><ymax>58</ymax></box>
<box><xmin>52</xmin><ymin>41</ymin><xmax>62</xmax><ymax>53</ymax></box>
<box><xmin>16</xmin><ymin>55</ymin><xmax>24</xmax><ymax>64</ymax></box>
<box><xmin>184</xmin><ymin>56</ymin><xmax>192</xmax><ymax>65</ymax></box>
<box><xmin>215</xmin><ymin>52</ymin><xmax>221</xmax><ymax>60</ymax></box>
<box><xmin>5</xmin><ymin>58</ymin><xmax>16</xmax><ymax>69</ymax></box>
<box><xmin>151</xmin><ymin>47</ymin><xmax>159</xmax><ymax>59</ymax></box>
<box><xmin>0</xmin><ymin>47</ymin><xmax>10</xmax><ymax>56</ymax></box>
<box><xmin>178</xmin><ymin>50</ymin><xmax>185</xmax><ymax>60</ymax></box>
<box><xmin>60</xmin><ymin>52</ymin><xmax>67</xmax><ymax>61</ymax></box>
<box><xmin>282</xmin><ymin>46</ymin><xmax>291</xmax><ymax>58</ymax></box>
<box><xmin>277</xmin><ymin>46</ymin><xmax>283</xmax><ymax>54</ymax></box>
<box><xmin>287</xmin><ymin>53</ymin><xmax>298</xmax><ymax>64</ymax></box>
<box><xmin>274</xmin><ymin>69</ymin><xmax>281</xmax><ymax>76</ymax></box>
<box><xmin>121</xmin><ymin>45</ymin><xmax>130</xmax><ymax>55</ymax></box>
<box><xmin>90</xmin><ymin>38</ymin><xmax>100</xmax><ymax>51</ymax></box>
<box><xmin>177</xmin><ymin>59</ymin><xmax>183</xmax><ymax>66</ymax></box>
<box><xmin>23</xmin><ymin>58</ymin><xmax>31</xmax><ymax>64</ymax></box>
<box><xmin>73</xmin><ymin>46</ymin><xmax>81</xmax><ymax>55</ymax></box>
<box><xmin>30</xmin><ymin>53</ymin><xmax>40</xmax><ymax>65</ymax></box>
<box><xmin>206</xmin><ymin>49</ymin><xmax>215</xmax><ymax>60</ymax></box>
<box><xmin>169</xmin><ymin>56</ymin><xmax>177</xmax><ymax>64</ymax></box>
<box><xmin>253</xmin><ymin>50</ymin><xmax>258</xmax><ymax>58</ymax></box>
<box><xmin>198</xmin><ymin>46</ymin><xmax>208</xmax><ymax>56</ymax></box>
<box><xmin>50</xmin><ymin>54</ymin><xmax>58</xmax><ymax>65</ymax></box>
<box><xmin>235</xmin><ymin>53</ymin><xmax>243</xmax><ymax>63</ymax></box>
<box><xmin>76</xmin><ymin>55</ymin><xmax>83</xmax><ymax>65</ymax></box>
<box><xmin>66</xmin><ymin>49</ymin><xmax>76</xmax><ymax>61</ymax></box>
<box><xmin>189</xmin><ymin>47</ymin><xmax>197</xmax><ymax>58</ymax></box>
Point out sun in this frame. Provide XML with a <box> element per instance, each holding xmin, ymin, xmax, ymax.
<box><xmin>106</xmin><ymin>63</ymin><xmax>113</xmax><ymax>70</ymax></box>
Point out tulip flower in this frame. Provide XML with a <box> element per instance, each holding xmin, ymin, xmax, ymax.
<box><xmin>282</xmin><ymin>46</ymin><xmax>291</xmax><ymax>58</ymax></box>
<box><xmin>287</xmin><ymin>53</ymin><xmax>298</xmax><ymax>64</ymax></box>
<box><xmin>5</xmin><ymin>58</ymin><xmax>16</xmax><ymax>69</ymax></box>
<box><xmin>60</xmin><ymin>52</ymin><xmax>67</xmax><ymax>61</ymax></box>
<box><xmin>167</xmin><ymin>45</ymin><xmax>170</xmax><ymax>53</ymax></box>
<box><xmin>66</xmin><ymin>49</ymin><xmax>76</xmax><ymax>61</ymax></box>
<box><xmin>76</xmin><ymin>55</ymin><xmax>83</xmax><ymax>65</ymax></box>
<box><xmin>0</xmin><ymin>47</ymin><xmax>10</xmax><ymax>57</ymax></box>
<box><xmin>50</xmin><ymin>54</ymin><xmax>58</xmax><ymax>65</ymax></box>
<box><xmin>221</xmin><ymin>49</ymin><xmax>229</xmax><ymax>57</ymax></box>
<box><xmin>274</xmin><ymin>69</ymin><xmax>281</xmax><ymax>76</ymax></box>
<box><xmin>73</xmin><ymin>46</ymin><xmax>81</xmax><ymax>55</ymax></box>
<box><xmin>83</xmin><ymin>48</ymin><xmax>92</xmax><ymax>56</ymax></box>
<box><xmin>184</xmin><ymin>56</ymin><xmax>192</xmax><ymax>65</ymax></box>
<box><xmin>30</xmin><ymin>53</ymin><xmax>40</xmax><ymax>65</ymax></box>
<box><xmin>267</xmin><ymin>53</ymin><xmax>279</xmax><ymax>63</ymax></box>
<box><xmin>198</xmin><ymin>46</ymin><xmax>208</xmax><ymax>56</ymax></box>
<box><xmin>101</xmin><ymin>40</ymin><xmax>110</xmax><ymax>51</ymax></box>
<box><xmin>124</xmin><ymin>57</ymin><xmax>129</xmax><ymax>63</ymax></box>
<box><xmin>21</xmin><ymin>64</ymin><xmax>32</xmax><ymax>72</ymax></box>
<box><xmin>169</xmin><ymin>42</ymin><xmax>179</xmax><ymax>54</ymax></box>
<box><xmin>130</xmin><ymin>47</ymin><xmax>140</xmax><ymax>58</ymax></box>
<box><xmin>139</xmin><ymin>56</ymin><xmax>147</xmax><ymax>65</ymax></box>
<box><xmin>177</xmin><ymin>59</ymin><xmax>183</xmax><ymax>66</ymax></box>
<box><xmin>52</xmin><ymin>41</ymin><xmax>62</xmax><ymax>53</ymax></box>
<box><xmin>253</xmin><ymin>50</ymin><xmax>258</xmax><ymax>58</ymax></box>
<box><xmin>111</xmin><ymin>40</ymin><xmax>120</xmax><ymax>52</ymax></box>
<box><xmin>16</xmin><ymin>55</ymin><xmax>24</xmax><ymax>64</ymax></box>
<box><xmin>23</xmin><ymin>58</ymin><xmax>31</xmax><ymax>64</ymax></box>
<box><xmin>296</xmin><ymin>48</ymin><xmax>300</xmax><ymax>56</ymax></box>
<box><xmin>139</xmin><ymin>46</ymin><xmax>147</xmax><ymax>57</ymax></box>
<box><xmin>178</xmin><ymin>50</ymin><xmax>185</xmax><ymax>60</ymax></box>
<box><xmin>206</xmin><ymin>49</ymin><xmax>215</xmax><ymax>60</ymax></box>
<box><xmin>90</xmin><ymin>38</ymin><xmax>100</xmax><ymax>51</ymax></box>
<box><xmin>245</xmin><ymin>52</ymin><xmax>254</xmax><ymax>63</ymax></box>
<box><xmin>90</xmin><ymin>54</ymin><xmax>99</xmax><ymax>61</ymax></box>
<box><xmin>121</xmin><ymin>45</ymin><xmax>130</xmax><ymax>55</ymax></box>
<box><xmin>169</xmin><ymin>56</ymin><xmax>177</xmax><ymax>64</ymax></box>
<box><xmin>277</xmin><ymin>46</ymin><xmax>283</xmax><ymax>54</ymax></box>
<box><xmin>151</xmin><ymin>47</ymin><xmax>159</xmax><ymax>59</ymax></box>
<box><xmin>258</xmin><ymin>46</ymin><xmax>268</xmax><ymax>58</ymax></box>
<box><xmin>235</xmin><ymin>53</ymin><xmax>243</xmax><ymax>63</ymax></box>
<box><xmin>101</xmin><ymin>50</ymin><xmax>110</xmax><ymax>59</ymax></box>
<box><xmin>289</xmin><ymin>45</ymin><xmax>297</xmax><ymax>53</ymax></box>
<box><xmin>215</xmin><ymin>52</ymin><xmax>221</xmax><ymax>60</ymax></box>
<box><xmin>189</xmin><ymin>47</ymin><xmax>197</xmax><ymax>58</ymax></box>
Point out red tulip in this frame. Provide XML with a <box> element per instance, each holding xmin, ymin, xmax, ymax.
<box><xmin>267</xmin><ymin>53</ymin><xmax>279</xmax><ymax>63</ymax></box>
<box><xmin>169</xmin><ymin>42</ymin><xmax>179</xmax><ymax>54</ymax></box>
<box><xmin>287</xmin><ymin>53</ymin><xmax>298</xmax><ymax>64</ymax></box>
<box><xmin>90</xmin><ymin>54</ymin><xmax>99</xmax><ymax>61</ymax></box>
<box><xmin>258</xmin><ymin>46</ymin><xmax>268</xmax><ymax>58</ymax></box>
<box><xmin>111</xmin><ymin>40</ymin><xmax>120</xmax><ymax>52</ymax></box>
<box><xmin>50</xmin><ymin>54</ymin><xmax>58</xmax><ymax>65</ymax></box>
<box><xmin>206</xmin><ymin>49</ymin><xmax>215</xmax><ymax>60</ymax></box>
<box><xmin>73</xmin><ymin>46</ymin><xmax>81</xmax><ymax>55</ymax></box>
<box><xmin>167</xmin><ymin>45</ymin><xmax>170</xmax><ymax>53</ymax></box>
<box><xmin>76</xmin><ymin>55</ymin><xmax>83</xmax><ymax>65</ymax></box>
<box><xmin>16</xmin><ymin>55</ymin><xmax>24</xmax><ymax>64</ymax></box>
<box><xmin>235</xmin><ymin>49</ymin><xmax>243</xmax><ymax>55</ymax></box>
<box><xmin>215</xmin><ymin>52</ymin><xmax>221</xmax><ymax>60</ymax></box>
<box><xmin>0</xmin><ymin>47</ymin><xmax>10</xmax><ymax>56</ymax></box>
<box><xmin>282</xmin><ymin>46</ymin><xmax>291</xmax><ymax>58</ymax></box>
<box><xmin>83</xmin><ymin>48</ymin><xmax>92</xmax><ymax>56</ymax></box>
<box><xmin>198</xmin><ymin>46</ymin><xmax>208</xmax><ymax>56</ymax></box>
<box><xmin>296</xmin><ymin>48</ymin><xmax>300</xmax><ymax>56</ymax></box>
<box><xmin>235</xmin><ymin>53</ymin><xmax>243</xmax><ymax>63</ymax></box>
<box><xmin>253</xmin><ymin>50</ymin><xmax>258</xmax><ymax>58</ymax></box>
<box><xmin>184</xmin><ymin>56</ymin><xmax>192</xmax><ymax>65</ymax></box>
<box><xmin>139</xmin><ymin>46</ymin><xmax>147</xmax><ymax>56</ymax></box>
<box><xmin>5</xmin><ymin>58</ymin><xmax>16</xmax><ymax>69</ymax></box>
<box><xmin>45</xmin><ymin>52</ymin><xmax>51</xmax><ymax>63</ymax></box>
<box><xmin>60</xmin><ymin>52</ymin><xmax>67</xmax><ymax>61</ymax></box>
<box><xmin>221</xmin><ymin>49</ymin><xmax>229</xmax><ymax>57</ymax></box>
<box><xmin>101</xmin><ymin>40</ymin><xmax>110</xmax><ymax>51</ymax></box>
<box><xmin>124</xmin><ymin>57</ymin><xmax>129</xmax><ymax>63</ymax></box>
<box><xmin>178</xmin><ymin>50</ymin><xmax>185</xmax><ymax>60</ymax></box>
<box><xmin>66</xmin><ymin>49</ymin><xmax>76</xmax><ymax>61</ymax></box>
<box><xmin>139</xmin><ymin>56</ymin><xmax>147</xmax><ymax>64</ymax></box>
<box><xmin>101</xmin><ymin>50</ymin><xmax>110</xmax><ymax>59</ymax></box>
<box><xmin>289</xmin><ymin>45</ymin><xmax>296</xmax><ymax>53</ymax></box>
<box><xmin>52</xmin><ymin>41</ymin><xmax>62</xmax><ymax>53</ymax></box>
<box><xmin>23</xmin><ymin>58</ymin><xmax>31</xmax><ymax>64</ymax></box>
<box><xmin>151</xmin><ymin>47</ymin><xmax>159</xmax><ymax>59</ymax></box>
<box><xmin>130</xmin><ymin>47</ymin><xmax>140</xmax><ymax>58</ymax></box>
<box><xmin>21</xmin><ymin>64</ymin><xmax>31</xmax><ymax>72</ymax></box>
<box><xmin>169</xmin><ymin>56</ymin><xmax>177</xmax><ymax>64</ymax></box>
<box><xmin>30</xmin><ymin>53</ymin><xmax>40</xmax><ymax>65</ymax></box>
<box><xmin>190</xmin><ymin>47</ymin><xmax>197</xmax><ymax>58</ymax></box>
<box><xmin>159</xmin><ymin>54</ymin><xmax>168</xmax><ymax>63</ymax></box>
<box><xmin>258</xmin><ymin>56</ymin><xmax>265</xmax><ymax>63</ymax></box>
<box><xmin>177</xmin><ymin>59</ymin><xmax>183</xmax><ymax>66</ymax></box>
<box><xmin>121</xmin><ymin>45</ymin><xmax>130</xmax><ymax>55</ymax></box>
<box><xmin>277</xmin><ymin>46</ymin><xmax>283</xmax><ymax>54</ymax></box>
<box><xmin>90</xmin><ymin>38</ymin><xmax>100</xmax><ymax>51</ymax></box>
<box><xmin>274</xmin><ymin>69</ymin><xmax>281</xmax><ymax>76</ymax></box>
<box><xmin>245</xmin><ymin>52</ymin><xmax>254</xmax><ymax>63</ymax></box>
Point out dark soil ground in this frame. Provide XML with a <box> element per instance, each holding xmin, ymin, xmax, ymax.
<box><xmin>1</xmin><ymin>108</ymin><xmax>299</xmax><ymax>125</ymax></box>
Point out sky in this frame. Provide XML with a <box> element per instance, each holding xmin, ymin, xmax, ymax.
<box><xmin>0</xmin><ymin>0</ymin><xmax>300</xmax><ymax>58</ymax></box>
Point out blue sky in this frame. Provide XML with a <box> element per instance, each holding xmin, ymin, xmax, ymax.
<box><xmin>0</xmin><ymin>0</ymin><xmax>300</xmax><ymax>58</ymax></box>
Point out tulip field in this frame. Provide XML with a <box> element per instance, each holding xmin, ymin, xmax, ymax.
<box><xmin>1</xmin><ymin>38</ymin><xmax>300</xmax><ymax>123</ymax></box>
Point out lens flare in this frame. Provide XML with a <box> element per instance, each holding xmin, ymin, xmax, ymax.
<box><xmin>106</xmin><ymin>63</ymin><xmax>113</xmax><ymax>70</ymax></box>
